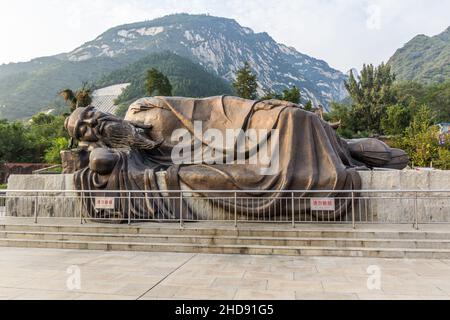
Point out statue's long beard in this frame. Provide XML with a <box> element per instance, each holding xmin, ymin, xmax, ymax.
<box><xmin>98</xmin><ymin>121</ymin><xmax>161</xmax><ymax>150</ymax></box>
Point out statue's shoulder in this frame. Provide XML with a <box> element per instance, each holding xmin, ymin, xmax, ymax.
<box><xmin>128</xmin><ymin>97</ymin><xmax>165</xmax><ymax>114</ymax></box>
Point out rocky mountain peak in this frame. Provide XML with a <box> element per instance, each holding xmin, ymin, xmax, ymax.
<box><xmin>65</xmin><ymin>14</ymin><xmax>348</xmax><ymax>109</ymax></box>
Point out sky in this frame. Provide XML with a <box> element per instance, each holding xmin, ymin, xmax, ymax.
<box><xmin>0</xmin><ymin>0</ymin><xmax>449</xmax><ymax>72</ymax></box>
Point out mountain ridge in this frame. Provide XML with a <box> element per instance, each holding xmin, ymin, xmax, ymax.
<box><xmin>388</xmin><ymin>26</ymin><xmax>450</xmax><ymax>84</ymax></box>
<box><xmin>0</xmin><ymin>13</ymin><xmax>348</xmax><ymax>119</ymax></box>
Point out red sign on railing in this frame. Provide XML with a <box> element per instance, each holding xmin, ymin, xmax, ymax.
<box><xmin>311</xmin><ymin>198</ymin><xmax>335</xmax><ymax>211</ymax></box>
<box><xmin>95</xmin><ymin>197</ymin><xmax>115</xmax><ymax>210</ymax></box>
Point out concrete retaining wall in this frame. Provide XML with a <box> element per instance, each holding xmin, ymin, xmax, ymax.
<box><xmin>6</xmin><ymin>175</ymin><xmax>78</xmax><ymax>218</ymax></box>
<box><xmin>358</xmin><ymin>170</ymin><xmax>450</xmax><ymax>223</ymax></box>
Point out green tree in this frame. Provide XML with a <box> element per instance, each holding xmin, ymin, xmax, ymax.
<box><xmin>260</xmin><ymin>86</ymin><xmax>301</xmax><ymax>104</ymax></box>
<box><xmin>424</xmin><ymin>81</ymin><xmax>450</xmax><ymax>122</ymax></box>
<box><xmin>326</xmin><ymin>103</ymin><xmax>362</xmax><ymax>138</ymax></box>
<box><xmin>59</xmin><ymin>82</ymin><xmax>93</xmax><ymax>112</ymax></box>
<box><xmin>304</xmin><ymin>101</ymin><xmax>313</xmax><ymax>112</ymax></box>
<box><xmin>434</xmin><ymin>148</ymin><xmax>450</xmax><ymax>170</ymax></box>
<box><xmin>392</xmin><ymin>105</ymin><xmax>439</xmax><ymax>167</ymax></box>
<box><xmin>282</xmin><ymin>86</ymin><xmax>301</xmax><ymax>104</ymax></box>
<box><xmin>26</xmin><ymin>114</ymin><xmax>68</xmax><ymax>162</ymax></box>
<box><xmin>233</xmin><ymin>62</ymin><xmax>258</xmax><ymax>100</ymax></box>
<box><xmin>146</xmin><ymin>68</ymin><xmax>173</xmax><ymax>96</ymax></box>
<box><xmin>0</xmin><ymin>113</ymin><xmax>69</xmax><ymax>164</ymax></box>
<box><xmin>393</xmin><ymin>81</ymin><xmax>450</xmax><ymax>123</ymax></box>
<box><xmin>44</xmin><ymin>137</ymin><xmax>69</xmax><ymax>164</ymax></box>
<box><xmin>260</xmin><ymin>90</ymin><xmax>282</xmax><ymax>100</ymax></box>
<box><xmin>0</xmin><ymin>120</ymin><xmax>33</xmax><ymax>162</ymax></box>
<box><xmin>115</xmin><ymin>103</ymin><xmax>129</xmax><ymax>119</ymax></box>
<box><xmin>345</xmin><ymin>63</ymin><xmax>396</xmax><ymax>134</ymax></box>
<box><xmin>381</xmin><ymin>104</ymin><xmax>411</xmax><ymax>136</ymax></box>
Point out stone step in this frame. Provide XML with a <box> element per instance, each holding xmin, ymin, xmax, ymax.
<box><xmin>3</xmin><ymin>223</ymin><xmax>450</xmax><ymax>240</ymax></box>
<box><xmin>1</xmin><ymin>230</ymin><xmax>450</xmax><ymax>250</ymax></box>
<box><xmin>1</xmin><ymin>237</ymin><xmax>450</xmax><ymax>259</ymax></box>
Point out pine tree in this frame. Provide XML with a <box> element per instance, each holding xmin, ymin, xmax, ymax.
<box><xmin>233</xmin><ymin>62</ymin><xmax>258</xmax><ymax>100</ymax></box>
<box><xmin>146</xmin><ymin>68</ymin><xmax>173</xmax><ymax>96</ymax></box>
<box><xmin>282</xmin><ymin>86</ymin><xmax>301</xmax><ymax>104</ymax></box>
<box><xmin>304</xmin><ymin>100</ymin><xmax>313</xmax><ymax>112</ymax></box>
<box><xmin>260</xmin><ymin>90</ymin><xmax>282</xmax><ymax>100</ymax></box>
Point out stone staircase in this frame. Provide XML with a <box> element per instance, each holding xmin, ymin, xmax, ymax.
<box><xmin>1</xmin><ymin>223</ymin><xmax>450</xmax><ymax>259</ymax></box>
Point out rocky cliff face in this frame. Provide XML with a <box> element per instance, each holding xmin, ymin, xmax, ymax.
<box><xmin>65</xmin><ymin>14</ymin><xmax>348</xmax><ymax>109</ymax></box>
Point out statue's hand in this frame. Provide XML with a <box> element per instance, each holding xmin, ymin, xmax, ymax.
<box><xmin>89</xmin><ymin>148</ymin><xmax>119</xmax><ymax>176</ymax></box>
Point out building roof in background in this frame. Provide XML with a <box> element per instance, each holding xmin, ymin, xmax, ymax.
<box><xmin>438</xmin><ymin>123</ymin><xmax>450</xmax><ymax>133</ymax></box>
<box><xmin>91</xmin><ymin>83</ymin><xmax>130</xmax><ymax>115</ymax></box>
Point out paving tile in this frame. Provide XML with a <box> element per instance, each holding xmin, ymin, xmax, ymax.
<box><xmin>139</xmin><ymin>285</ymin><xmax>182</xmax><ymax>299</ymax></box>
<box><xmin>113</xmin><ymin>283</ymin><xmax>155</xmax><ymax>296</ymax></box>
<box><xmin>243</xmin><ymin>271</ymin><xmax>294</xmax><ymax>281</ymax></box>
<box><xmin>164</xmin><ymin>276</ymin><xmax>216</xmax><ymax>288</ymax></box>
<box><xmin>212</xmin><ymin>278</ymin><xmax>268</xmax><ymax>290</ymax></box>
<box><xmin>12</xmin><ymin>289</ymin><xmax>81</xmax><ymax>300</ymax></box>
<box><xmin>177</xmin><ymin>268</ymin><xmax>245</xmax><ymax>279</ymax></box>
<box><xmin>267</xmin><ymin>280</ymin><xmax>323</xmax><ymax>292</ymax></box>
<box><xmin>357</xmin><ymin>293</ymin><xmax>422</xmax><ymax>300</ymax></box>
<box><xmin>15</xmin><ymin>278</ymin><xmax>69</xmax><ymax>291</ymax></box>
<box><xmin>173</xmin><ymin>287</ymin><xmax>237</xmax><ymax>300</ymax></box>
<box><xmin>75</xmin><ymin>293</ymin><xmax>136</xmax><ymax>300</ymax></box>
<box><xmin>295</xmin><ymin>291</ymin><xmax>359</xmax><ymax>300</ymax></box>
<box><xmin>381</xmin><ymin>283</ymin><xmax>446</xmax><ymax>296</ymax></box>
<box><xmin>234</xmin><ymin>289</ymin><xmax>295</xmax><ymax>300</ymax></box>
<box><xmin>321</xmin><ymin>280</ymin><xmax>377</xmax><ymax>294</ymax></box>
<box><xmin>0</xmin><ymin>287</ymin><xmax>27</xmax><ymax>300</ymax></box>
<box><xmin>0</xmin><ymin>276</ymin><xmax>33</xmax><ymax>287</ymax></box>
<box><xmin>1</xmin><ymin>247</ymin><xmax>450</xmax><ymax>300</ymax></box>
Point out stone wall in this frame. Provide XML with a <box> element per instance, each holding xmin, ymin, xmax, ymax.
<box><xmin>359</xmin><ymin>170</ymin><xmax>450</xmax><ymax>223</ymax></box>
<box><xmin>6</xmin><ymin>175</ymin><xmax>79</xmax><ymax>218</ymax></box>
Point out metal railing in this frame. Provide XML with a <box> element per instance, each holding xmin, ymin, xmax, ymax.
<box><xmin>1</xmin><ymin>189</ymin><xmax>450</xmax><ymax>229</ymax></box>
<box><xmin>0</xmin><ymin>191</ymin><xmax>5</xmax><ymax>218</ymax></box>
<box><xmin>32</xmin><ymin>165</ymin><xmax>62</xmax><ymax>175</ymax></box>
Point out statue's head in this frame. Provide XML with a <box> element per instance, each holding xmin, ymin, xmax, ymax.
<box><xmin>65</xmin><ymin>106</ymin><xmax>162</xmax><ymax>151</ymax></box>
<box><xmin>65</xmin><ymin>107</ymin><xmax>121</xmax><ymax>143</ymax></box>
<box><xmin>65</xmin><ymin>107</ymin><xmax>98</xmax><ymax>142</ymax></box>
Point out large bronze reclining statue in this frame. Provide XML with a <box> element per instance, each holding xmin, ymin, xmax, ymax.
<box><xmin>63</xmin><ymin>96</ymin><xmax>408</xmax><ymax>222</ymax></box>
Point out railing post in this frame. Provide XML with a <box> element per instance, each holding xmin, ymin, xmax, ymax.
<box><xmin>351</xmin><ymin>191</ymin><xmax>356</xmax><ymax>230</ymax></box>
<box><xmin>234</xmin><ymin>192</ymin><xmax>238</xmax><ymax>228</ymax></box>
<box><xmin>80</xmin><ymin>193</ymin><xmax>83</xmax><ymax>225</ymax></box>
<box><xmin>180</xmin><ymin>191</ymin><xmax>184</xmax><ymax>229</ymax></box>
<box><xmin>291</xmin><ymin>192</ymin><xmax>295</xmax><ymax>229</ymax></box>
<box><xmin>414</xmin><ymin>191</ymin><xmax>419</xmax><ymax>230</ymax></box>
<box><xmin>128</xmin><ymin>192</ymin><xmax>132</xmax><ymax>225</ymax></box>
<box><xmin>34</xmin><ymin>195</ymin><xmax>38</xmax><ymax>224</ymax></box>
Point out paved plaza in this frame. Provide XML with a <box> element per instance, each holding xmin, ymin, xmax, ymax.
<box><xmin>0</xmin><ymin>247</ymin><xmax>449</xmax><ymax>300</ymax></box>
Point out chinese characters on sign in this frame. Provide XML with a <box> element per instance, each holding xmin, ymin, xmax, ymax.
<box><xmin>95</xmin><ymin>197</ymin><xmax>115</xmax><ymax>210</ymax></box>
<box><xmin>311</xmin><ymin>198</ymin><xmax>335</xmax><ymax>211</ymax></box>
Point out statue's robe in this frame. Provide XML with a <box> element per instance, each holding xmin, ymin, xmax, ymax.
<box><xmin>75</xmin><ymin>96</ymin><xmax>362</xmax><ymax>221</ymax></box>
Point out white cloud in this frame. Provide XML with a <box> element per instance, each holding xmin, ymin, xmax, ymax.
<box><xmin>0</xmin><ymin>0</ymin><xmax>448</xmax><ymax>72</ymax></box>
<box><xmin>366</xmin><ymin>4</ymin><xmax>382</xmax><ymax>30</ymax></box>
